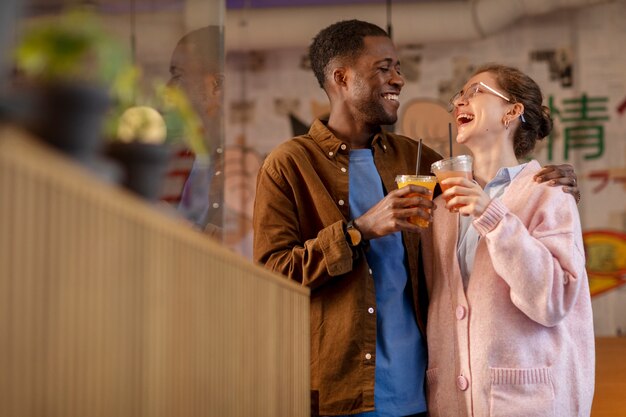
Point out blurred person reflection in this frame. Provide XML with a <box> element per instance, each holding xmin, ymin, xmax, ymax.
<box><xmin>165</xmin><ymin>25</ymin><xmax>224</xmax><ymax>239</ymax></box>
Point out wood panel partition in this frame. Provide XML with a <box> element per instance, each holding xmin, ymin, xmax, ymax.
<box><xmin>0</xmin><ymin>126</ymin><xmax>310</xmax><ymax>417</ymax></box>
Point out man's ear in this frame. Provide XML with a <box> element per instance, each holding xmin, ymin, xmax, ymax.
<box><xmin>203</xmin><ymin>73</ymin><xmax>222</xmax><ymax>97</ymax></box>
<box><xmin>332</xmin><ymin>67</ymin><xmax>348</xmax><ymax>88</ymax></box>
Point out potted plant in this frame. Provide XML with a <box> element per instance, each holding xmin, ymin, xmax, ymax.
<box><xmin>15</xmin><ymin>9</ymin><xmax>205</xmax><ymax>201</ymax></box>
<box><xmin>103</xmin><ymin>81</ymin><xmax>204</xmax><ymax>201</ymax></box>
<box><xmin>14</xmin><ymin>9</ymin><xmax>135</xmax><ymax>162</ymax></box>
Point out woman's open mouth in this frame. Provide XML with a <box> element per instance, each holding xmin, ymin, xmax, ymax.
<box><xmin>456</xmin><ymin>113</ymin><xmax>474</xmax><ymax>127</ymax></box>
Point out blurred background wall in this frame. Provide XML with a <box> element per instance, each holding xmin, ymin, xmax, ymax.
<box><xmin>221</xmin><ymin>0</ymin><xmax>626</xmax><ymax>336</ymax></box>
<box><xmin>5</xmin><ymin>0</ymin><xmax>626</xmax><ymax>337</ymax></box>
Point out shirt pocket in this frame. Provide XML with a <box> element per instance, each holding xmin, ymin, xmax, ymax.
<box><xmin>426</xmin><ymin>367</ymin><xmax>441</xmax><ymax>417</ymax></box>
<box><xmin>489</xmin><ymin>367</ymin><xmax>555</xmax><ymax>417</ymax></box>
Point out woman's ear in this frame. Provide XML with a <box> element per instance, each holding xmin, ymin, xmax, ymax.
<box><xmin>510</xmin><ymin>102</ymin><xmax>525</xmax><ymax>120</ymax></box>
<box><xmin>503</xmin><ymin>102</ymin><xmax>525</xmax><ymax>126</ymax></box>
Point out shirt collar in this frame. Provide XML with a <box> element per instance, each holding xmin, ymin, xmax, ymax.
<box><xmin>487</xmin><ymin>163</ymin><xmax>528</xmax><ymax>189</ymax></box>
<box><xmin>308</xmin><ymin>119</ymin><xmax>389</xmax><ymax>159</ymax></box>
<box><xmin>371</xmin><ymin>130</ymin><xmax>388</xmax><ymax>152</ymax></box>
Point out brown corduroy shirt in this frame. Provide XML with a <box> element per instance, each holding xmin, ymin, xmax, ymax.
<box><xmin>253</xmin><ymin>119</ymin><xmax>442</xmax><ymax>416</ymax></box>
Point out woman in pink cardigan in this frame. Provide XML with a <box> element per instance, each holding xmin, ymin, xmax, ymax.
<box><xmin>423</xmin><ymin>64</ymin><xmax>594</xmax><ymax>417</ymax></box>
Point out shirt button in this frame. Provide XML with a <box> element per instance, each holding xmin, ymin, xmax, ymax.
<box><xmin>212</xmin><ymin>203</ymin><xmax>220</xmax><ymax>209</ymax></box>
<box><xmin>338</xmin><ymin>199</ymin><xmax>345</xmax><ymax>206</ymax></box>
<box><xmin>328</xmin><ymin>151</ymin><xmax>334</xmax><ymax>157</ymax></box>
<box><xmin>215</xmin><ymin>170</ymin><xmax>222</xmax><ymax>176</ymax></box>
<box><xmin>365</xmin><ymin>353</ymin><xmax>372</xmax><ymax>360</ymax></box>
<box><xmin>368</xmin><ymin>268</ymin><xmax>373</xmax><ymax>275</ymax></box>
<box><xmin>456</xmin><ymin>305</ymin><xmax>466</xmax><ymax>320</ymax></box>
<box><xmin>368</xmin><ymin>307</ymin><xmax>374</xmax><ymax>314</ymax></box>
<box><xmin>340</xmin><ymin>144</ymin><xmax>347</xmax><ymax>150</ymax></box>
<box><xmin>216</xmin><ymin>147</ymin><xmax>223</xmax><ymax>154</ymax></box>
<box><xmin>341</xmin><ymin>167</ymin><xmax>347</xmax><ymax>173</ymax></box>
<box><xmin>457</xmin><ymin>375</ymin><xmax>469</xmax><ymax>391</ymax></box>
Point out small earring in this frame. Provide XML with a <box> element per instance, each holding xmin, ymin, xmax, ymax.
<box><xmin>504</xmin><ymin>119</ymin><xmax>510</xmax><ymax>130</ymax></box>
<box><xmin>520</xmin><ymin>113</ymin><xmax>526</xmax><ymax>123</ymax></box>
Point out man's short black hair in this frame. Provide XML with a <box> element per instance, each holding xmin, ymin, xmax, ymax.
<box><xmin>309</xmin><ymin>20</ymin><xmax>389</xmax><ymax>89</ymax></box>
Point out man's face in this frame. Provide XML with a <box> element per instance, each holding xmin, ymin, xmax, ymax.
<box><xmin>345</xmin><ymin>36</ymin><xmax>404</xmax><ymax>126</ymax></box>
<box><xmin>167</xmin><ymin>41</ymin><xmax>223</xmax><ymax>119</ymax></box>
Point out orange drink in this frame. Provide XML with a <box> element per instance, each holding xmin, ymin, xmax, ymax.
<box><xmin>395</xmin><ymin>175</ymin><xmax>437</xmax><ymax>228</ymax></box>
<box><xmin>431</xmin><ymin>155</ymin><xmax>473</xmax><ymax>212</ymax></box>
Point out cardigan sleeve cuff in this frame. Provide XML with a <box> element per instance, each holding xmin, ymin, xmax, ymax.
<box><xmin>473</xmin><ymin>197</ymin><xmax>508</xmax><ymax>236</ymax></box>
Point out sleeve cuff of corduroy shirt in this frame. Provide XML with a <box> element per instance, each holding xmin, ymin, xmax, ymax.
<box><xmin>320</xmin><ymin>220</ymin><xmax>354</xmax><ymax>277</ymax></box>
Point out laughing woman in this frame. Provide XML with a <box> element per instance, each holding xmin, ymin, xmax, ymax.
<box><xmin>423</xmin><ymin>64</ymin><xmax>594</xmax><ymax>417</ymax></box>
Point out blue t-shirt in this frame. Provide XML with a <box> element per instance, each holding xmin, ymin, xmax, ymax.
<box><xmin>347</xmin><ymin>149</ymin><xmax>427</xmax><ymax>417</ymax></box>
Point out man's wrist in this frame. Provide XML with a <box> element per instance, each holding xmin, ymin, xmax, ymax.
<box><xmin>345</xmin><ymin>220</ymin><xmax>361</xmax><ymax>247</ymax></box>
<box><xmin>345</xmin><ymin>219</ymin><xmax>368</xmax><ymax>249</ymax></box>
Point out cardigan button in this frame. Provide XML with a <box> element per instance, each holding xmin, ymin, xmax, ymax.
<box><xmin>457</xmin><ymin>375</ymin><xmax>469</xmax><ymax>391</ymax></box>
<box><xmin>365</xmin><ymin>353</ymin><xmax>372</xmax><ymax>360</ymax></box>
<box><xmin>456</xmin><ymin>305</ymin><xmax>466</xmax><ymax>320</ymax></box>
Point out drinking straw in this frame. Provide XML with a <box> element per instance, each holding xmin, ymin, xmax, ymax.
<box><xmin>448</xmin><ymin>122</ymin><xmax>453</xmax><ymax>157</ymax></box>
<box><xmin>416</xmin><ymin>138</ymin><xmax>422</xmax><ymax>175</ymax></box>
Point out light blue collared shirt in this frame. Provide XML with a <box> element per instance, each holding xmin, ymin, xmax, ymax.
<box><xmin>457</xmin><ymin>163</ymin><xmax>527</xmax><ymax>288</ymax></box>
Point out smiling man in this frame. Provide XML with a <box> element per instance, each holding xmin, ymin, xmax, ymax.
<box><xmin>253</xmin><ymin>20</ymin><xmax>441</xmax><ymax>417</ymax></box>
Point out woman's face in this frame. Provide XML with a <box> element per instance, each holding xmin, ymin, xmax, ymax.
<box><xmin>451</xmin><ymin>71</ymin><xmax>513</xmax><ymax>149</ymax></box>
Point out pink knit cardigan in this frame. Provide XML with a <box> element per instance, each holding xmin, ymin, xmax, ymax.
<box><xmin>421</xmin><ymin>160</ymin><xmax>595</xmax><ymax>417</ymax></box>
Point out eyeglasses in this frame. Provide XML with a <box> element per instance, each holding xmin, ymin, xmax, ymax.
<box><xmin>448</xmin><ymin>81</ymin><xmax>511</xmax><ymax>112</ymax></box>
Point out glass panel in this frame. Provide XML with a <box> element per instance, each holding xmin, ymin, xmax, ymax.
<box><xmin>5</xmin><ymin>0</ymin><xmax>225</xmax><ymax>241</ymax></box>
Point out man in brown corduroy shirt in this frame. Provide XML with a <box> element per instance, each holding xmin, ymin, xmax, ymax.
<box><xmin>253</xmin><ymin>20</ymin><xmax>439</xmax><ymax>417</ymax></box>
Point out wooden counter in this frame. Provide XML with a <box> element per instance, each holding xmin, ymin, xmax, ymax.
<box><xmin>3</xmin><ymin>125</ymin><xmax>624</xmax><ymax>417</ymax></box>
<box><xmin>0</xmin><ymin>126</ymin><xmax>310</xmax><ymax>417</ymax></box>
<box><xmin>592</xmin><ymin>337</ymin><xmax>626</xmax><ymax>416</ymax></box>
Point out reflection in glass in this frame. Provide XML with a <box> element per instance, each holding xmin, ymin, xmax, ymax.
<box><xmin>164</xmin><ymin>25</ymin><xmax>225</xmax><ymax>239</ymax></box>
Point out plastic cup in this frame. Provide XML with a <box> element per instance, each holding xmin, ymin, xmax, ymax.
<box><xmin>430</xmin><ymin>155</ymin><xmax>473</xmax><ymax>212</ymax></box>
<box><xmin>395</xmin><ymin>175</ymin><xmax>437</xmax><ymax>228</ymax></box>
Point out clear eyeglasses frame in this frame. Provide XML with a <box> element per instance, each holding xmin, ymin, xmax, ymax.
<box><xmin>447</xmin><ymin>81</ymin><xmax>511</xmax><ymax>113</ymax></box>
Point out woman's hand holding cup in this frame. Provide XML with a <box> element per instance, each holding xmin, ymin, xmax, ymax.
<box><xmin>440</xmin><ymin>177</ymin><xmax>491</xmax><ymax>217</ymax></box>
